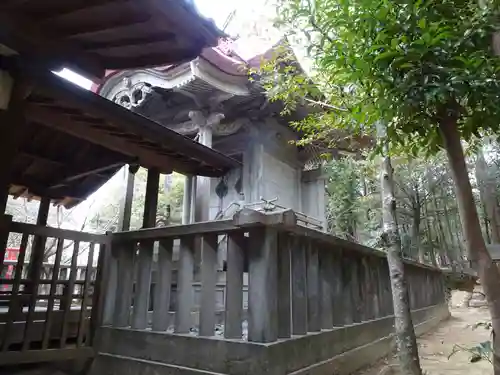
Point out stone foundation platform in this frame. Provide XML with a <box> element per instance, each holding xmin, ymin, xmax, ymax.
<box><xmin>89</xmin><ymin>303</ymin><xmax>450</xmax><ymax>375</ymax></box>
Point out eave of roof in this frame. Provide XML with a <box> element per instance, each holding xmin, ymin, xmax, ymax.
<box><xmin>0</xmin><ymin>0</ymin><xmax>224</xmax><ymax>81</ymax></box>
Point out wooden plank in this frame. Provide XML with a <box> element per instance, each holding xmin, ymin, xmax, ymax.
<box><xmin>359</xmin><ymin>257</ymin><xmax>371</xmax><ymax>321</ymax></box>
<box><xmin>1</xmin><ymin>231</ymin><xmax>28</xmax><ymax>351</ymax></box>
<box><xmin>131</xmin><ymin>168</ymin><xmax>158</xmax><ymax>330</ymax></box>
<box><xmin>319</xmin><ymin>247</ymin><xmax>334</xmax><ymax>330</ymax></box>
<box><xmin>114</xmin><ymin>219</ymin><xmax>236</xmax><ymax>242</ymax></box>
<box><xmin>306</xmin><ymin>241</ymin><xmax>321</xmax><ymax>332</ymax></box>
<box><xmin>77</xmin><ymin>243</ymin><xmax>95</xmax><ymax>346</ymax></box>
<box><xmin>224</xmin><ymin>231</ymin><xmax>245</xmax><ymax>339</ymax></box>
<box><xmin>21</xmin><ymin>197</ymin><xmax>50</xmax><ymax>352</ymax></box>
<box><xmin>0</xmin><ymin>347</ymin><xmax>94</xmax><ymax>366</ymax></box>
<box><xmin>112</xmin><ymin>243</ymin><xmax>135</xmax><ymax>327</ymax></box>
<box><xmin>331</xmin><ymin>251</ymin><xmax>344</xmax><ymax>327</ymax></box>
<box><xmin>98</xmin><ymin>235</ymin><xmax>117</xmax><ymax>326</ymax></box>
<box><xmin>41</xmin><ymin>237</ymin><xmax>64</xmax><ymax>349</ymax></box>
<box><xmin>90</xmin><ymin>241</ymin><xmax>109</xmax><ymax>345</ymax></box>
<box><xmin>0</xmin><ymin>215</ymin><xmax>13</xmax><ymax>274</ymax></box>
<box><xmin>199</xmin><ymin>233</ymin><xmax>218</xmax><ymax>337</ymax></box>
<box><xmin>341</xmin><ymin>254</ymin><xmax>354</xmax><ymax>325</ymax></box>
<box><xmin>10</xmin><ymin>221</ymin><xmax>108</xmax><ymax>243</ymax></box>
<box><xmin>60</xmin><ymin>241</ymin><xmax>80</xmax><ymax>348</ymax></box>
<box><xmin>350</xmin><ymin>256</ymin><xmax>362</xmax><ymax>323</ymax></box>
<box><xmin>248</xmin><ymin>227</ymin><xmax>278</xmax><ymax>343</ymax></box>
<box><xmin>371</xmin><ymin>257</ymin><xmax>381</xmax><ymax>319</ymax></box>
<box><xmin>151</xmin><ymin>239</ymin><xmax>173</xmax><ymax>332</ymax></box>
<box><xmin>175</xmin><ymin>236</ymin><xmax>195</xmax><ymax>333</ymax></box>
<box><xmin>291</xmin><ymin>237</ymin><xmax>308</xmax><ymax>335</ymax></box>
<box><xmin>277</xmin><ymin>232</ymin><xmax>291</xmax><ymax>338</ymax></box>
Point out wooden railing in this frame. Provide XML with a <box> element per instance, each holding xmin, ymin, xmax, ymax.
<box><xmin>102</xmin><ymin>209</ymin><xmax>446</xmax><ymax>343</ymax></box>
<box><xmin>0</xmin><ymin>216</ymin><xmax>109</xmax><ymax>365</ymax></box>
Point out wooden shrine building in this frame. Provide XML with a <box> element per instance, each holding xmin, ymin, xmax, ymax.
<box><xmin>0</xmin><ymin>2</ymin><xmax>453</xmax><ymax>375</ymax></box>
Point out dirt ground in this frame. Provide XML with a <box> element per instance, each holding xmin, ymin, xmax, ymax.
<box><xmin>355</xmin><ymin>293</ymin><xmax>492</xmax><ymax>375</ymax></box>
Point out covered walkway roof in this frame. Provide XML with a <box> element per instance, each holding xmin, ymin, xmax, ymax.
<box><xmin>1</xmin><ymin>58</ymin><xmax>240</xmax><ymax>207</ymax></box>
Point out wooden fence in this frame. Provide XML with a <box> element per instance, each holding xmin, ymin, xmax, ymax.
<box><xmin>102</xmin><ymin>209</ymin><xmax>446</xmax><ymax>343</ymax></box>
<box><xmin>0</xmin><ymin>216</ymin><xmax>109</xmax><ymax>365</ymax></box>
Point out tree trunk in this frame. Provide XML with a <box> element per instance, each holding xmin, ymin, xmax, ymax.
<box><xmin>381</xmin><ymin>155</ymin><xmax>422</xmax><ymax>375</ymax></box>
<box><xmin>476</xmin><ymin>149</ymin><xmax>500</xmax><ymax>243</ymax></box>
<box><xmin>439</xmin><ymin>117</ymin><xmax>500</xmax><ymax>374</ymax></box>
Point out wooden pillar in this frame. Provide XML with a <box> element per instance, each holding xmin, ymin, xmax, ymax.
<box><xmin>195</xmin><ymin>123</ymin><xmax>213</xmax><ymax>223</ymax></box>
<box><xmin>118</xmin><ymin>165</ymin><xmax>138</xmax><ymax>232</ymax></box>
<box><xmin>0</xmin><ymin>74</ymin><xmax>30</xmax><ymax>214</ymax></box>
<box><xmin>182</xmin><ymin>175</ymin><xmax>194</xmax><ymax>225</ymax></box>
<box><xmin>131</xmin><ymin>168</ymin><xmax>159</xmax><ymax>329</ymax></box>
<box><xmin>248</xmin><ymin>227</ymin><xmax>278</xmax><ymax>343</ymax></box>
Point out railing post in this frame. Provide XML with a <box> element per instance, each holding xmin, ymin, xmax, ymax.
<box><xmin>248</xmin><ymin>226</ymin><xmax>278</xmax><ymax>343</ymax></box>
<box><xmin>319</xmin><ymin>247</ymin><xmax>334</xmax><ymax>329</ymax></box>
<box><xmin>224</xmin><ymin>231</ymin><xmax>245</xmax><ymax>339</ymax></box>
<box><xmin>199</xmin><ymin>234</ymin><xmax>218</xmax><ymax>337</ymax></box>
<box><xmin>371</xmin><ymin>257</ymin><xmax>382</xmax><ymax>319</ymax></box>
<box><xmin>96</xmin><ymin>233</ymin><xmax>116</xmax><ymax>327</ymax></box>
<box><xmin>350</xmin><ymin>256</ymin><xmax>362</xmax><ymax>323</ymax></box>
<box><xmin>341</xmin><ymin>254</ymin><xmax>354</xmax><ymax>325</ymax></box>
<box><xmin>291</xmin><ymin>237</ymin><xmax>308</xmax><ymax>335</ymax></box>
<box><xmin>152</xmin><ymin>239</ymin><xmax>173</xmax><ymax>332</ymax></box>
<box><xmin>306</xmin><ymin>241</ymin><xmax>321</xmax><ymax>332</ymax></box>
<box><xmin>277</xmin><ymin>232</ymin><xmax>291</xmax><ymax>338</ymax></box>
<box><xmin>176</xmin><ymin>236</ymin><xmax>195</xmax><ymax>333</ymax></box>
<box><xmin>113</xmin><ymin>242</ymin><xmax>135</xmax><ymax>327</ymax></box>
<box><xmin>331</xmin><ymin>251</ymin><xmax>344</xmax><ymax>327</ymax></box>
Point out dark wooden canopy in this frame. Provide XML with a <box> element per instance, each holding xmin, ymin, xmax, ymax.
<box><xmin>2</xmin><ymin>58</ymin><xmax>240</xmax><ymax>207</ymax></box>
<box><xmin>0</xmin><ymin>0</ymin><xmax>222</xmax><ymax>81</ymax></box>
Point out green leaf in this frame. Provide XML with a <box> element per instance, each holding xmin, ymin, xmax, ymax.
<box><xmin>374</xmin><ymin>51</ymin><xmax>400</xmax><ymax>63</ymax></box>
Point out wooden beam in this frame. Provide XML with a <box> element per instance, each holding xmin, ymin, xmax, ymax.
<box><xmin>101</xmin><ymin>48</ymin><xmax>205</xmax><ymax>70</ymax></box>
<box><xmin>35</xmin><ymin>0</ymin><xmax>138</xmax><ymax>22</ymax></box>
<box><xmin>80</xmin><ymin>32</ymin><xmax>176</xmax><ymax>52</ymax></box>
<box><xmin>53</xmin><ymin>15</ymin><xmax>151</xmax><ymax>39</ymax></box>
<box><xmin>0</xmin><ymin>13</ymin><xmax>104</xmax><ymax>81</ymax></box>
<box><xmin>49</xmin><ymin>161</ymin><xmax>128</xmax><ymax>189</ymax></box>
